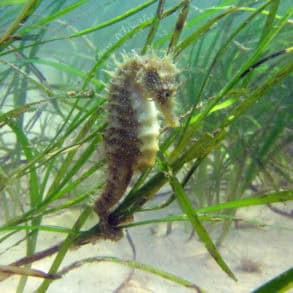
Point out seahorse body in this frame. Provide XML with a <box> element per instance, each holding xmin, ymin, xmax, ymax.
<box><xmin>94</xmin><ymin>53</ymin><xmax>178</xmax><ymax>231</ymax></box>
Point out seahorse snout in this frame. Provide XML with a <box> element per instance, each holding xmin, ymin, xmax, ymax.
<box><xmin>157</xmin><ymin>100</ymin><xmax>179</xmax><ymax>128</ymax></box>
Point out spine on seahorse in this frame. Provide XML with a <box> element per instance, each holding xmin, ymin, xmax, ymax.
<box><xmin>94</xmin><ymin>52</ymin><xmax>179</xmax><ymax>227</ymax></box>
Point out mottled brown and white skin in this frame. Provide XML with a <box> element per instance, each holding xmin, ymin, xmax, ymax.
<box><xmin>94</xmin><ymin>53</ymin><xmax>179</xmax><ymax>234</ymax></box>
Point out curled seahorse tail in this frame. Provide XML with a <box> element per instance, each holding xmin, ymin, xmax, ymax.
<box><xmin>94</xmin><ymin>163</ymin><xmax>133</xmax><ymax>222</ymax></box>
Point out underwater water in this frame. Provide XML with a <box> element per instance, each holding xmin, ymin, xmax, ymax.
<box><xmin>0</xmin><ymin>0</ymin><xmax>292</xmax><ymax>292</ymax></box>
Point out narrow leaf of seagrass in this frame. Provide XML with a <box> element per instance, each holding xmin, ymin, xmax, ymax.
<box><xmin>0</xmin><ymin>265</ymin><xmax>59</xmax><ymax>281</ymax></box>
<box><xmin>0</xmin><ymin>59</ymin><xmax>53</xmax><ymax>96</ymax></box>
<box><xmin>197</xmin><ymin>190</ymin><xmax>293</xmax><ymax>214</ymax></box>
<box><xmin>0</xmin><ymin>1</ymin><xmax>27</xmax><ymax>5</ymax></box>
<box><xmin>186</xmin><ymin>0</ymin><xmax>235</xmax><ymax>27</ymax></box>
<box><xmin>167</xmin><ymin>172</ymin><xmax>237</xmax><ymax>281</ymax></box>
<box><xmin>46</xmin><ymin>160</ymin><xmax>104</xmax><ymax>204</ymax></box>
<box><xmin>37</xmin><ymin>206</ymin><xmax>91</xmax><ymax>292</ymax></box>
<box><xmin>0</xmin><ymin>0</ymin><xmax>40</xmax><ymax>46</ymax></box>
<box><xmin>19</xmin><ymin>0</ymin><xmax>91</xmax><ymax>35</ymax></box>
<box><xmin>259</xmin><ymin>0</ymin><xmax>280</xmax><ymax>50</ymax></box>
<box><xmin>58</xmin><ymin>256</ymin><xmax>206</xmax><ymax>292</ymax></box>
<box><xmin>168</xmin><ymin>0</ymin><xmax>190</xmax><ymax>53</ymax></box>
<box><xmin>0</xmin><ymin>225</ymin><xmax>72</xmax><ymax>233</ymax></box>
<box><xmin>16</xmin><ymin>58</ymin><xmax>101</xmax><ymax>86</ymax></box>
<box><xmin>141</xmin><ymin>0</ymin><xmax>166</xmax><ymax>55</ymax></box>
<box><xmin>173</xmin><ymin>6</ymin><xmax>238</xmax><ymax>57</ymax></box>
<box><xmin>252</xmin><ymin>267</ymin><xmax>293</xmax><ymax>293</ymax></box>
<box><xmin>0</xmin><ymin>99</ymin><xmax>49</xmax><ymax>127</ymax></box>
<box><xmin>44</xmin><ymin>183</ymin><xmax>103</xmax><ymax>216</ymax></box>
<box><xmin>7</xmin><ymin>122</ymin><xmax>39</xmax><ymax>207</ymax></box>
<box><xmin>139</xmin><ymin>155</ymin><xmax>204</xmax><ymax>212</ymax></box>
<box><xmin>9</xmin><ymin>119</ymin><xmax>41</xmax><ymax>292</ymax></box>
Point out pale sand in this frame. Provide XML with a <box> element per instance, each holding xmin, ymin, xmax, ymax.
<box><xmin>0</xmin><ymin>201</ymin><xmax>292</xmax><ymax>293</ymax></box>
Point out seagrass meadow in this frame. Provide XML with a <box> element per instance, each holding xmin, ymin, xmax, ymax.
<box><xmin>0</xmin><ymin>0</ymin><xmax>292</xmax><ymax>292</ymax></box>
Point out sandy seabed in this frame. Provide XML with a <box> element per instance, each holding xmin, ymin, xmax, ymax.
<box><xmin>0</xmin><ymin>201</ymin><xmax>292</xmax><ymax>293</ymax></box>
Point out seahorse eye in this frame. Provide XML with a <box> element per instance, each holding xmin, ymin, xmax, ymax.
<box><xmin>157</xmin><ymin>89</ymin><xmax>172</xmax><ymax>103</ymax></box>
<box><xmin>163</xmin><ymin>90</ymin><xmax>171</xmax><ymax>98</ymax></box>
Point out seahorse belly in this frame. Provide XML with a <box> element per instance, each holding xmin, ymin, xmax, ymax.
<box><xmin>131</xmin><ymin>96</ymin><xmax>160</xmax><ymax>171</ymax></box>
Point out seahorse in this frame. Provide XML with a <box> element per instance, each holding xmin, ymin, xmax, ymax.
<box><xmin>94</xmin><ymin>53</ymin><xmax>179</xmax><ymax>235</ymax></box>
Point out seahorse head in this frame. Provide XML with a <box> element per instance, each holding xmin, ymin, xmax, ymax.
<box><xmin>137</xmin><ymin>55</ymin><xmax>179</xmax><ymax>127</ymax></box>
